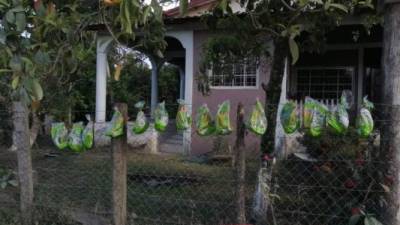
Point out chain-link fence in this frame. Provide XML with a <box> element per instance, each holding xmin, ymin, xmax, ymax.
<box><xmin>0</xmin><ymin>102</ymin><xmax>396</xmax><ymax>225</ymax></box>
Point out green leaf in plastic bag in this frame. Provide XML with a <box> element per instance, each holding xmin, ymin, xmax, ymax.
<box><xmin>280</xmin><ymin>101</ymin><xmax>300</xmax><ymax>134</ymax></box>
<box><xmin>215</xmin><ymin>100</ymin><xmax>232</xmax><ymax>135</ymax></box>
<box><xmin>51</xmin><ymin>122</ymin><xmax>68</xmax><ymax>150</ymax></box>
<box><xmin>82</xmin><ymin>115</ymin><xmax>94</xmax><ymax>149</ymax></box>
<box><xmin>247</xmin><ymin>99</ymin><xmax>267</xmax><ymax>135</ymax></box>
<box><xmin>196</xmin><ymin>104</ymin><xmax>215</xmax><ymax>136</ymax></box>
<box><xmin>356</xmin><ymin>96</ymin><xmax>374</xmax><ymax>138</ymax></box>
<box><xmin>326</xmin><ymin>105</ymin><xmax>349</xmax><ymax>135</ymax></box>
<box><xmin>106</xmin><ymin>108</ymin><xmax>124</xmax><ymax>137</ymax></box>
<box><xmin>176</xmin><ymin>99</ymin><xmax>192</xmax><ymax>131</ymax></box>
<box><xmin>154</xmin><ymin>101</ymin><xmax>169</xmax><ymax>132</ymax></box>
<box><xmin>132</xmin><ymin>101</ymin><xmax>149</xmax><ymax>134</ymax></box>
<box><xmin>309</xmin><ymin>102</ymin><xmax>328</xmax><ymax>137</ymax></box>
<box><xmin>303</xmin><ymin>97</ymin><xmax>316</xmax><ymax>129</ymax></box>
<box><xmin>68</xmin><ymin>122</ymin><xmax>84</xmax><ymax>153</ymax></box>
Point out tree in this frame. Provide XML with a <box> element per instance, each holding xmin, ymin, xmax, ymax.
<box><xmin>381</xmin><ymin>1</ymin><xmax>400</xmax><ymax>224</ymax></box>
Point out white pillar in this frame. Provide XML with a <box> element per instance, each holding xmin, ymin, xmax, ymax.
<box><xmin>95</xmin><ymin>36</ymin><xmax>113</xmax><ymax>123</ymax></box>
<box><xmin>179</xmin><ymin>67</ymin><xmax>185</xmax><ymax>99</ymax></box>
<box><xmin>150</xmin><ymin>57</ymin><xmax>159</xmax><ymax>116</ymax></box>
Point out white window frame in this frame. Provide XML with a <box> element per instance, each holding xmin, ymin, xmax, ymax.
<box><xmin>292</xmin><ymin>66</ymin><xmax>355</xmax><ymax>101</ymax></box>
<box><xmin>208</xmin><ymin>60</ymin><xmax>260</xmax><ymax>90</ymax></box>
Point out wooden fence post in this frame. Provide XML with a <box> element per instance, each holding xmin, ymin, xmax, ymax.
<box><xmin>112</xmin><ymin>103</ymin><xmax>128</xmax><ymax>225</ymax></box>
<box><xmin>235</xmin><ymin>102</ymin><xmax>246</xmax><ymax>224</ymax></box>
<box><xmin>13</xmin><ymin>101</ymin><xmax>34</xmax><ymax>225</ymax></box>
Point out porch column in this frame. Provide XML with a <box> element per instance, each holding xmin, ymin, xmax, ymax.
<box><xmin>96</xmin><ymin>36</ymin><xmax>113</xmax><ymax>123</ymax></box>
<box><xmin>149</xmin><ymin>57</ymin><xmax>159</xmax><ymax>116</ymax></box>
<box><xmin>179</xmin><ymin>67</ymin><xmax>185</xmax><ymax>99</ymax></box>
<box><xmin>95</xmin><ymin>35</ymin><xmax>113</xmax><ymax>147</ymax></box>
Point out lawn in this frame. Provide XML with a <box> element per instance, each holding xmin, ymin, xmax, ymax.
<box><xmin>1</xmin><ymin>144</ymin><xmax>259</xmax><ymax>225</ymax></box>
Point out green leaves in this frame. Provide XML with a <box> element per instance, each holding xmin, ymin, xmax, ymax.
<box><xmin>0</xmin><ymin>29</ymin><xmax>6</xmax><ymax>44</ymax></box>
<box><xmin>179</xmin><ymin>0</ymin><xmax>188</xmax><ymax>15</ymax></box>
<box><xmin>348</xmin><ymin>214</ymin><xmax>361</xmax><ymax>225</ymax></box>
<box><xmin>289</xmin><ymin>38</ymin><xmax>299</xmax><ymax>65</ymax></box>
<box><xmin>364</xmin><ymin>216</ymin><xmax>383</xmax><ymax>225</ymax></box>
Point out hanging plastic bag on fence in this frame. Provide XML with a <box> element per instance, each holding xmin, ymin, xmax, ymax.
<box><xmin>309</xmin><ymin>102</ymin><xmax>328</xmax><ymax>137</ymax></box>
<box><xmin>215</xmin><ymin>100</ymin><xmax>232</xmax><ymax>135</ymax></box>
<box><xmin>280</xmin><ymin>101</ymin><xmax>300</xmax><ymax>134</ymax></box>
<box><xmin>132</xmin><ymin>101</ymin><xmax>149</xmax><ymax>134</ymax></box>
<box><xmin>68</xmin><ymin>122</ymin><xmax>84</xmax><ymax>152</ymax></box>
<box><xmin>356</xmin><ymin>96</ymin><xmax>374</xmax><ymax>138</ymax></box>
<box><xmin>326</xmin><ymin>91</ymin><xmax>351</xmax><ymax>135</ymax></box>
<box><xmin>154</xmin><ymin>101</ymin><xmax>169</xmax><ymax>132</ymax></box>
<box><xmin>82</xmin><ymin>115</ymin><xmax>94</xmax><ymax>149</ymax></box>
<box><xmin>196</xmin><ymin>104</ymin><xmax>215</xmax><ymax>136</ymax></box>
<box><xmin>303</xmin><ymin>97</ymin><xmax>316</xmax><ymax>129</ymax></box>
<box><xmin>51</xmin><ymin>122</ymin><xmax>69</xmax><ymax>150</ymax></box>
<box><xmin>247</xmin><ymin>99</ymin><xmax>267</xmax><ymax>135</ymax></box>
<box><xmin>176</xmin><ymin>99</ymin><xmax>192</xmax><ymax>131</ymax></box>
<box><xmin>106</xmin><ymin>107</ymin><xmax>124</xmax><ymax>137</ymax></box>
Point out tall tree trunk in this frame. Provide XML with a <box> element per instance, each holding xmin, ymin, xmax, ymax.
<box><xmin>235</xmin><ymin>103</ymin><xmax>246</xmax><ymax>224</ymax></box>
<box><xmin>261</xmin><ymin>40</ymin><xmax>288</xmax><ymax>154</ymax></box>
<box><xmin>13</xmin><ymin>101</ymin><xmax>34</xmax><ymax>225</ymax></box>
<box><xmin>382</xmin><ymin>3</ymin><xmax>400</xmax><ymax>224</ymax></box>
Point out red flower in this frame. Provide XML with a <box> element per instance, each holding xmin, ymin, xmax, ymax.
<box><xmin>263</xmin><ymin>154</ymin><xmax>272</xmax><ymax>161</ymax></box>
<box><xmin>344</xmin><ymin>179</ymin><xmax>357</xmax><ymax>189</ymax></box>
<box><xmin>351</xmin><ymin>207</ymin><xmax>361</xmax><ymax>215</ymax></box>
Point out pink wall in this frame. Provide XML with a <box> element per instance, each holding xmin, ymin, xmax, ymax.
<box><xmin>191</xmin><ymin>30</ymin><xmax>271</xmax><ymax>155</ymax></box>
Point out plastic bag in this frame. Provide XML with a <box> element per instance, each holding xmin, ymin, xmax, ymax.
<box><xmin>327</xmin><ymin>92</ymin><xmax>351</xmax><ymax>135</ymax></box>
<box><xmin>68</xmin><ymin>122</ymin><xmax>84</xmax><ymax>152</ymax></box>
<box><xmin>196</xmin><ymin>104</ymin><xmax>215</xmax><ymax>136</ymax></box>
<box><xmin>132</xmin><ymin>101</ymin><xmax>149</xmax><ymax>134</ymax></box>
<box><xmin>247</xmin><ymin>99</ymin><xmax>267</xmax><ymax>135</ymax></box>
<box><xmin>356</xmin><ymin>96</ymin><xmax>374</xmax><ymax>138</ymax></box>
<box><xmin>176</xmin><ymin>99</ymin><xmax>192</xmax><ymax>131</ymax></box>
<box><xmin>106</xmin><ymin>107</ymin><xmax>124</xmax><ymax>137</ymax></box>
<box><xmin>215</xmin><ymin>100</ymin><xmax>232</xmax><ymax>135</ymax></box>
<box><xmin>309</xmin><ymin>102</ymin><xmax>328</xmax><ymax>137</ymax></box>
<box><xmin>280</xmin><ymin>101</ymin><xmax>300</xmax><ymax>134</ymax></box>
<box><xmin>154</xmin><ymin>101</ymin><xmax>169</xmax><ymax>132</ymax></box>
<box><xmin>303</xmin><ymin>97</ymin><xmax>316</xmax><ymax>129</ymax></box>
<box><xmin>82</xmin><ymin>115</ymin><xmax>94</xmax><ymax>149</ymax></box>
<box><xmin>51</xmin><ymin>122</ymin><xmax>69</xmax><ymax>150</ymax></box>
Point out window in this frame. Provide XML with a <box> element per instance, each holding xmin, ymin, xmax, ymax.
<box><xmin>293</xmin><ymin>67</ymin><xmax>354</xmax><ymax>100</ymax></box>
<box><xmin>210</xmin><ymin>59</ymin><xmax>258</xmax><ymax>88</ymax></box>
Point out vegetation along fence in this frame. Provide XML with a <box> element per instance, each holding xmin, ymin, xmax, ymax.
<box><xmin>0</xmin><ymin>102</ymin><xmax>395</xmax><ymax>225</ymax></box>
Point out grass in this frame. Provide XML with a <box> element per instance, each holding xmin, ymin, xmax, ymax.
<box><xmin>25</xmin><ymin>145</ymin><xmax>259</xmax><ymax>225</ymax></box>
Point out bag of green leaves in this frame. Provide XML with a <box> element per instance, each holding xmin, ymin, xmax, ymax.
<box><xmin>356</xmin><ymin>96</ymin><xmax>374</xmax><ymax>138</ymax></box>
<box><xmin>68</xmin><ymin>122</ymin><xmax>84</xmax><ymax>153</ymax></box>
<box><xmin>327</xmin><ymin>91</ymin><xmax>351</xmax><ymax>135</ymax></box>
<box><xmin>132</xmin><ymin>101</ymin><xmax>149</xmax><ymax>134</ymax></box>
<box><xmin>154</xmin><ymin>101</ymin><xmax>169</xmax><ymax>132</ymax></box>
<box><xmin>309</xmin><ymin>102</ymin><xmax>328</xmax><ymax>137</ymax></box>
<box><xmin>303</xmin><ymin>97</ymin><xmax>316</xmax><ymax>129</ymax></box>
<box><xmin>215</xmin><ymin>100</ymin><xmax>232</xmax><ymax>135</ymax></box>
<box><xmin>82</xmin><ymin>115</ymin><xmax>94</xmax><ymax>149</ymax></box>
<box><xmin>106</xmin><ymin>107</ymin><xmax>124</xmax><ymax>138</ymax></box>
<box><xmin>247</xmin><ymin>99</ymin><xmax>267</xmax><ymax>135</ymax></box>
<box><xmin>280</xmin><ymin>100</ymin><xmax>300</xmax><ymax>134</ymax></box>
<box><xmin>176</xmin><ymin>99</ymin><xmax>192</xmax><ymax>131</ymax></box>
<box><xmin>196</xmin><ymin>104</ymin><xmax>215</xmax><ymax>136</ymax></box>
<box><xmin>51</xmin><ymin>122</ymin><xmax>69</xmax><ymax>150</ymax></box>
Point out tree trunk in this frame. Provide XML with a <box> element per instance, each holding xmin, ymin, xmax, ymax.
<box><xmin>382</xmin><ymin>3</ymin><xmax>400</xmax><ymax>224</ymax></box>
<box><xmin>235</xmin><ymin>103</ymin><xmax>246</xmax><ymax>224</ymax></box>
<box><xmin>112</xmin><ymin>103</ymin><xmax>128</xmax><ymax>225</ymax></box>
<box><xmin>261</xmin><ymin>40</ymin><xmax>287</xmax><ymax>154</ymax></box>
<box><xmin>13</xmin><ymin>101</ymin><xmax>34</xmax><ymax>225</ymax></box>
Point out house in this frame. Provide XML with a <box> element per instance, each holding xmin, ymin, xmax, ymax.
<box><xmin>92</xmin><ymin>0</ymin><xmax>382</xmax><ymax>155</ymax></box>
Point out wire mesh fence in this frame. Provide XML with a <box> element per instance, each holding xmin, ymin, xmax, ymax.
<box><xmin>0</xmin><ymin>102</ymin><xmax>396</xmax><ymax>225</ymax></box>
